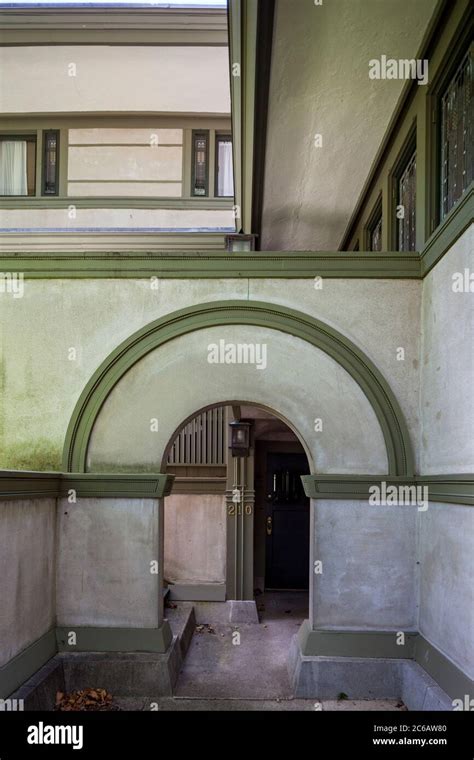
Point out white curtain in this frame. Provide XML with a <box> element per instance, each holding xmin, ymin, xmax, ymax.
<box><xmin>0</xmin><ymin>141</ymin><xmax>28</xmax><ymax>195</ymax></box>
<box><xmin>217</xmin><ymin>139</ymin><xmax>234</xmax><ymax>197</ymax></box>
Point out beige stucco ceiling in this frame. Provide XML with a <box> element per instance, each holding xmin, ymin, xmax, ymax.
<box><xmin>261</xmin><ymin>0</ymin><xmax>439</xmax><ymax>251</ymax></box>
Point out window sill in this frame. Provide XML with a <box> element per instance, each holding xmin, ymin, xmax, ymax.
<box><xmin>421</xmin><ymin>183</ymin><xmax>473</xmax><ymax>276</ymax></box>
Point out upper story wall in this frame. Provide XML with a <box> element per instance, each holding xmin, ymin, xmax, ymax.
<box><xmin>0</xmin><ymin>45</ymin><xmax>231</xmax><ymax>116</ymax></box>
<box><xmin>342</xmin><ymin>0</ymin><xmax>471</xmax><ymax>252</ymax></box>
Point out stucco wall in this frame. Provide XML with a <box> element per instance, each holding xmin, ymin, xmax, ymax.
<box><xmin>164</xmin><ymin>494</ymin><xmax>226</xmax><ymax>584</ymax></box>
<box><xmin>0</xmin><ymin>46</ymin><xmax>230</xmax><ymax>115</ymax></box>
<box><xmin>261</xmin><ymin>0</ymin><xmax>438</xmax><ymax>249</ymax></box>
<box><xmin>56</xmin><ymin>497</ymin><xmax>160</xmax><ymax>628</ymax></box>
<box><xmin>86</xmin><ymin>324</ymin><xmax>388</xmax><ymax>475</ymax></box>
<box><xmin>420</xmin><ymin>226</ymin><xmax>474</xmax><ymax>474</ymax></box>
<box><xmin>0</xmin><ymin>278</ymin><xmax>419</xmax><ymax>472</ymax></box>
<box><xmin>0</xmin><ymin>498</ymin><xmax>56</xmax><ymax>667</ymax></box>
<box><xmin>67</xmin><ymin>128</ymin><xmax>184</xmax><ymax>198</ymax></box>
<box><xmin>312</xmin><ymin>499</ymin><xmax>418</xmax><ymax>631</ymax></box>
<box><xmin>417</xmin><ymin>502</ymin><xmax>474</xmax><ymax>679</ymax></box>
<box><xmin>0</xmin><ymin>208</ymin><xmax>234</xmax><ymax>230</ymax></box>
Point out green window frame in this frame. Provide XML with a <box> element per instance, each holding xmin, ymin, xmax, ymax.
<box><xmin>191</xmin><ymin>130</ymin><xmax>209</xmax><ymax>197</ymax></box>
<box><xmin>391</xmin><ymin>128</ymin><xmax>417</xmax><ymax>251</ymax></box>
<box><xmin>42</xmin><ymin>130</ymin><xmax>60</xmax><ymax>196</ymax></box>
<box><xmin>427</xmin><ymin>22</ymin><xmax>473</xmax><ymax>237</ymax></box>
<box><xmin>365</xmin><ymin>196</ymin><xmax>383</xmax><ymax>252</ymax></box>
<box><xmin>439</xmin><ymin>45</ymin><xmax>472</xmax><ymax>221</ymax></box>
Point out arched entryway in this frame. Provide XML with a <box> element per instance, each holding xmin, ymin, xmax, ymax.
<box><xmin>60</xmin><ymin>299</ymin><xmax>414</xmax><ymax>673</ymax></box>
<box><xmin>162</xmin><ymin>401</ymin><xmax>312</xmax><ymax>607</ymax></box>
<box><xmin>62</xmin><ymin>300</ymin><xmax>414</xmax><ymax>477</ymax></box>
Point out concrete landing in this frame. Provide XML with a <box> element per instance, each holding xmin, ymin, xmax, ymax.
<box><xmin>174</xmin><ymin>591</ymin><xmax>308</xmax><ymax>700</ymax></box>
<box><xmin>115</xmin><ymin>696</ymin><xmax>406</xmax><ymax>711</ymax></box>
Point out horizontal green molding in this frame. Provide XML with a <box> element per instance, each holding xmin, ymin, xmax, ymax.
<box><xmin>298</xmin><ymin>620</ymin><xmax>418</xmax><ymax>659</ymax></box>
<box><xmin>301</xmin><ymin>474</ymin><xmax>474</xmax><ymax>506</ymax></box>
<box><xmin>0</xmin><ymin>197</ymin><xmax>234</xmax><ymax>210</ymax></box>
<box><xmin>420</xmin><ymin>185</ymin><xmax>473</xmax><ymax>277</ymax></box>
<box><xmin>0</xmin><ymin>251</ymin><xmax>422</xmax><ymax>278</ymax></box>
<box><xmin>56</xmin><ymin>622</ymin><xmax>173</xmax><ymax>654</ymax></box>
<box><xmin>1</xmin><ymin>470</ymin><xmax>471</xmax><ymax>505</ymax></box>
<box><xmin>168</xmin><ymin>583</ymin><xmax>226</xmax><ymax>602</ymax></box>
<box><xmin>62</xmin><ymin>300</ymin><xmax>414</xmax><ymax>477</ymax></box>
<box><xmin>0</xmin><ymin>628</ymin><xmax>57</xmax><ymax>700</ymax></box>
<box><xmin>0</xmin><ymin>470</ymin><xmax>61</xmax><ymax>499</ymax></box>
<box><xmin>414</xmin><ymin>635</ymin><xmax>474</xmax><ymax>701</ymax></box>
<box><xmin>0</xmin><ymin>470</ymin><xmax>174</xmax><ymax>499</ymax></box>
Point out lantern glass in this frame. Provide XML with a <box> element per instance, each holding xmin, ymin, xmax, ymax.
<box><xmin>225</xmin><ymin>234</ymin><xmax>256</xmax><ymax>252</ymax></box>
<box><xmin>229</xmin><ymin>421</ymin><xmax>251</xmax><ymax>456</ymax></box>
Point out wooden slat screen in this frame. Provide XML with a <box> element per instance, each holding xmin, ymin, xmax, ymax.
<box><xmin>168</xmin><ymin>406</ymin><xmax>226</xmax><ymax>465</ymax></box>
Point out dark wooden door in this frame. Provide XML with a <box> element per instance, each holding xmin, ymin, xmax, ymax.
<box><xmin>265</xmin><ymin>452</ymin><xmax>310</xmax><ymax>589</ymax></box>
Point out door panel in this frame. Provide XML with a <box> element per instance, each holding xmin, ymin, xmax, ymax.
<box><xmin>265</xmin><ymin>452</ymin><xmax>310</xmax><ymax>589</ymax></box>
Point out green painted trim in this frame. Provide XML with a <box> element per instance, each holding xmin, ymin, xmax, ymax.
<box><xmin>0</xmin><ymin>251</ymin><xmax>422</xmax><ymax>278</ymax></box>
<box><xmin>228</xmin><ymin>0</ymin><xmax>258</xmax><ymax>234</ymax></box>
<box><xmin>62</xmin><ymin>300</ymin><xmax>414</xmax><ymax>477</ymax></box>
<box><xmin>0</xmin><ymin>470</ymin><xmax>60</xmax><ymax>499</ymax></box>
<box><xmin>171</xmin><ymin>477</ymin><xmax>226</xmax><ymax>494</ymax></box>
<box><xmin>420</xmin><ymin>185</ymin><xmax>473</xmax><ymax>276</ymax></box>
<box><xmin>0</xmin><ymin>470</ymin><xmax>174</xmax><ymax>499</ymax></box>
<box><xmin>56</xmin><ymin>622</ymin><xmax>173</xmax><ymax>654</ymax></box>
<box><xmin>297</xmin><ymin>620</ymin><xmax>417</xmax><ymax>659</ymax></box>
<box><xmin>0</xmin><ymin>628</ymin><xmax>57</xmax><ymax>699</ymax></box>
<box><xmin>414</xmin><ymin>635</ymin><xmax>474</xmax><ymax>701</ymax></box>
<box><xmin>0</xmin><ymin>197</ymin><xmax>233</xmax><ymax>210</ymax></box>
<box><xmin>2</xmin><ymin>471</ymin><xmax>468</xmax><ymax>505</ymax></box>
<box><xmin>296</xmin><ymin>621</ymin><xmax>473</xmax><ymax>700</ymax></box>
<box><xmin>167</xmin><ymin>583</ymin><xmax>226</xmax><ymax>602</ymax></box>
<box><xmin>60</xmin><ymin>473</ymin><xmax>174</xmax><ymax>499</ymax></box>
<box><xmin>301</xmin><ymin>474</ymin><xmax>474</xmax><ymax>505</ymax></box>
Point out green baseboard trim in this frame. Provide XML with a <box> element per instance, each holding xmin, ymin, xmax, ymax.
<box><xmin>0</xmin><ymin>628</ymin><xmax>57</xmax><ymax>699</ymax></box>
<box><xmin>56</xmin><ymin>621</ymin><xmax>173</xmax><ymax>654</ymax></box>
<box><xmin>301</xmin><ymin>474</ymin><xmax>474</xmax><ymax>506</ymax></box>
<box><xmin>167</xmin><ymin>583</ymin><xmax>226</xmax><ymax>602</ymax></box>
<box><xmin>414</xmin><ymin>635</ymin><xmax>474</xmax><ymax>701</ymax></box>
<box><xmin>297</xmin><ymin>620</ymin><xmax>417</xmax><ymax>659</ymax></box>
<box><xmin>420</xmin><ymin>186</ymin><xmax>473</xmax><ymax>277</ymax></box>
<box><xmin>0</xmin><ymin>251</ymin><xmax>422</xmax><ymax>279</ymax></box>
<box><xmin>297</xmin><ymin>621</ymin><xmax>473</xmax><ymax>700</ymax></box>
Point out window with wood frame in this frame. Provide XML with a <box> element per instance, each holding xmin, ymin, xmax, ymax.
<box><xmin>393</xmin><ymin>133</ymin><xmax>417</xmax><ymax>252</ymax></box>
<box><xmin>42</xmin><ymin>130</ymin><xmax>60</xmax><ymax>196</ymax></box>
<box><xmin>440</xmin><ymin>44</ymin><xmax>473</xmax><ymax>220</ymax></box>
<box><xmin>366</xmin><ymin>197</ymin><xmax>383</xmax><ymax>252</ymax></box>
<box><xmin>191</xmin><ymin>130</ymin><xmax>209</xmax><ymax>196</ymax></box>
<box><xmin>0</xmin><ymin>135</ymin><xmax>36</xmax><ymax>196</ymax></box>
<box><xmin>215</xmin><ymin>134</ymin><xmax>234</xmax><ymax>197</ymax></box>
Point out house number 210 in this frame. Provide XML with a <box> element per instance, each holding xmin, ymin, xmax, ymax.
<box><xmin>228</xmin><ymin>504</ymin><xmax>253</xmax><ymax>516</ymax></box>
